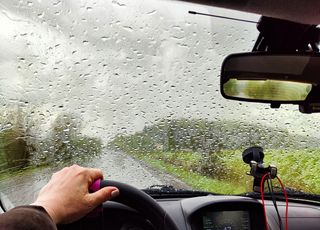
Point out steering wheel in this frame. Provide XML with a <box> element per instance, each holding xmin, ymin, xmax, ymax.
<box><xmin>59</xmin><ymin>180</ymin><xmax>178</xmax><ymax>230</ymax></box>
<box><xmin>98</xmin><ymin>180</ymin><xmax>178</xmax><ymax>230</ymax></box>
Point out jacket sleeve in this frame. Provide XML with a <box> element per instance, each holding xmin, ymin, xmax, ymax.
<box><xmin>0</xmin><ymin>205</ymin><xmax>57</xmax><ymax>230</ymax></box>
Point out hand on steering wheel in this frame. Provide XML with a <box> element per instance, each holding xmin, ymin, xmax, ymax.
<box><xmin>90</xmin><ymin>180</ymin><xmax>178</xmax><ymax>230</ymax></box>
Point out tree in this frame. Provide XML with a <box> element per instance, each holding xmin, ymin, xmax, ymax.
<box><xmin>0</xmin><ymin>108</ymin><xmax>36</xmax><ymax>170</ymax></box>
<box><xmin>45</xmin><ymin>113</ymin><xmax>102</xmax><ymax>164</ymax></box>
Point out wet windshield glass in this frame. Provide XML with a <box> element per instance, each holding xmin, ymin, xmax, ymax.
<box><xmin>0</xmin><ymin>0</ymin><xmax>319</xmax><ymax>206</ymax></box>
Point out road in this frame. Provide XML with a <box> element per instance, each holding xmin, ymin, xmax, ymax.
<box><xmin>0</xmin><ymin>150</ymin><xmax>189</xmax><ymax>208</ymax></box>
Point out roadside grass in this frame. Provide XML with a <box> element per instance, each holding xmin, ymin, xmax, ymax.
<box><xmin>3</xmin><ymin>145</ymin><xmax>319</xmax><ymax>195</ymax></box>
<box><xmin>126</xmin><ymin>149</ymin><xmax>320</xmax><ymax>194</ymax></box>
<box><xmin>206</xmin><ymin>149</ymin><xmax>320</xmax><ymax>194</ymax></box>
<box><xmin>130</xmin><ymin>151</ymin><xmax>247</xmax><ymax>194</ymax></box>
<box><xmin>0</xmin><ymin>164</ymin><xmax>49</xmax><ymax>181</ymax></box>
<box><xmin>260</xmin><ymin>149</ymin><xmax>320</xmax><ymax>193</ymax></box>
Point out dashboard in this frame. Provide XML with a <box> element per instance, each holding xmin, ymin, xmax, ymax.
<box><xmin>59</xmin><ymin>195</ymin><xmax>320</xmax><ymax>230</ymax></box>
<box><xmin>184</xmin><ymin>197</ymin><xmax>264</xmax><ymax>230</ymax></box>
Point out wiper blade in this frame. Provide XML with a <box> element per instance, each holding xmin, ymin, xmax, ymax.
<box><xmin>142</xmin><ymin>185</ymin><xmax>218</xmax><ymax>198</ymax></box>
<box><xmin>242</xmin><ymin>190</ymin><xmax>320</xmax><ymax>203</ymax></box>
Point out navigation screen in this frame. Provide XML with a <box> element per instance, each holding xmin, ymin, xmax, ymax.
<box><xmin>202</xmin><ymin>210</ymin><xmax>251</xmax><ymax>230</ymax></box>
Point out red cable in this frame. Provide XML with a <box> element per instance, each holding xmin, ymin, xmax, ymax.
<box><xmin>260</xmin><ymin>173</ymin><xmax>289</xmax><ymax>230</ymax></box>
<box><xmin>260</xmin><ymin>173</ymin><xmax>270</xmax><ymax>230</ymax></box>
<box><xmin>276</xmin><ymin>176</ymin><xmax>289</xmax><ymax>230</ymax></box>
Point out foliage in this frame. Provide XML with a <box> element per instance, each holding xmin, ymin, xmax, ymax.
<box><xmin>109</xmin><ymin>118</ymin><xmax>320</xmax><ymax>154</ymax></box>
<box><xmin>0</xmin><ymin>109</ymin><xmax>36</xmax><ymax>171</ymax></box>
<box><xmin>119</xmin><ymin>147</ymin><xmax>320</xmax><ymax>194</ymax></box>
<box><xmin>36</xmin><ymin>113</ymin><xmax>103</xmax><ymax>165</ymax></box>
<box><xmin>0</xmin><ymin>110</ymin><xmax>103</xmax><ymax>172</ymax></box>
<box><xmin>151</xmin><ymin>151</ymin><xmax>228</xmax><ymax>180</ymax></box>
<box><xmin>109</xmin><ymin>118</ymin><xmax>320</xmax><ymax>194</ymax></box>
<box><xmin>129</xmin><ymin>151</ymin><xmax>246</xmax><ymax>194</ymax></box>
<box><xmin>224</xmin><ymin>149</ymin><xmax>320</xmax><ymax>194</ymax></box>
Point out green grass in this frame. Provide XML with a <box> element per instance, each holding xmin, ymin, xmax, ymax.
<box><xmin>264</xmin><ymin>149</ymin><xmax>320</xmax><ymax>193</ymax></box>
<box><xmin>130</xmin><ymin>151</ymin><xmax>246</xmax><ymax>194</ymax></box>
<box><xmin>0</xmin><ymin>164</ymin><xmax>49</xmax><ymax>181</ymax></box>
<box><xmin>157</xmin><ymin>151</ymin><xmax>202</xmax><ymax>170</ymax></box>
<box><xmin>125</xmin><ymin>149</ymin><xmax>320</xmax><ymax>195</ymax></box>
<box><xmin>211</xmin><ymin>149</ymin><xmax>320</xmax><ymax>194</ymax></box>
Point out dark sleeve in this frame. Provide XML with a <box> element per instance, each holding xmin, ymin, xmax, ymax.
<box><xmin>0</xmin><ymin>205</ymin><xmax>57</xmax><ymax>230</ymax></box>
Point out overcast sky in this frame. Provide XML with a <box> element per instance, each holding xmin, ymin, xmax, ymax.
<box><xmin>0</xmin><ymin>0</ymin><xmax>318</xmax><ymax>142</ymax></box>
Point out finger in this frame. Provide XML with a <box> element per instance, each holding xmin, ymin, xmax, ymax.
<box><xmin>86</xmin><ymin>168</ymin><xmax>104</xmax><ymax>181</ymax></box>
<box><xmin>88</xmin><ymin>186</ymin><xmax>119</xmax><ymax>207</ymax></box>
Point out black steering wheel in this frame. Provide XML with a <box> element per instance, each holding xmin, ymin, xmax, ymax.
<box><xmin>58</xmin><ymin>180</ymin><xmax>178</xmax><ymax>230</ymax></box>
<box><xmin>100</xmin><ymin>180</ymin><xmax>178</xmax><ymax>230</ymax></box>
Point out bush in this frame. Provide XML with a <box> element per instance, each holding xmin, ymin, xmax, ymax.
<box><xmin>0</xmin><ymin>128</ymin><xmax>30</xmax><ymax>169</ymax></box>
<box><xmin>198</xmin><ymin>151</ymin><xmax>228</xmax><ymax>179</ymax></box>
<box><xmin>0</xmin><ymin>109</ymin><xmax>36</xmax><ymax>171</ymax></box>
<box><xmin>0</xmin><ymin>110</ymin><xmax>103</xmax><ymax>170</ymax></box>
<box><xmin>39</xmin><ymin>113</ymin><xmax>103</xmax><ymax>165</ymax></box>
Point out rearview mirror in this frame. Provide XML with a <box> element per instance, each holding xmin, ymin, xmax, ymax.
<box><xmin>220</xmin><ymin>53</ymin><xmax>320</xmax><ymax>113</ymax></box>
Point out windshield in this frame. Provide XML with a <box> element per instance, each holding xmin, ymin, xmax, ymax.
<box><xmin>0</xmin><ymin>0</ymin><xmax>319</xmax><ymax>206</ymax></box>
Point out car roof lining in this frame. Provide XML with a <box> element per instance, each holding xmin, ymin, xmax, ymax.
<box><xmin>178</xmin><ymin>0</ymin><xmax>320</xmax><ymax>25</ymax></box>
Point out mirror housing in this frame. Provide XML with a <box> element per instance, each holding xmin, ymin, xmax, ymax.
<box><xmin>220</xmin><ymin>52</ymin><xmax>320</xmax><ymax>113</ymax></box>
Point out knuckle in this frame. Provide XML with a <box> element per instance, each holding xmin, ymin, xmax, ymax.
<box><xmin>71</xmin><ymin>164</ymin><xmax>85</xmax><ymax>173</ymax></box>
<box><xmin>71</xmin><ymin>164</ymin><xmax>80</xmax><ymax>169</ymax></box>
<box><xmin>96</xmin><ymin>169</ymin><xmax>103</xmax><ymax>175</ymax></box>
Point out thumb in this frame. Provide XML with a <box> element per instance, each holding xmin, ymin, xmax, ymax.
<box><xmin>89</xmin><ymin>186</ymin><xmax>119</xmax><ymax>207</ymax></box>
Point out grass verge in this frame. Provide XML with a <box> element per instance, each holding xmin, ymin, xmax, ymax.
<box><xmin>130</xmin><ymin>151</ymin><xmax>246</xmax><ymax>194</ymax></box>
<box><xmin>125</xmin><ymin>149</ymin><xmax>320</xmax><ymax>194</ymax></box>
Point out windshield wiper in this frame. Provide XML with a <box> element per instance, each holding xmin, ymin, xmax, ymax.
<box><xmin>243</xmin><ymin>190</ymin><xmax>320</xmax><ymax>203</ymax></box>
<box><xmin>144</xmin><ymin>185</ymin><xmax>320</xmax><ymax>203</ymax></box>
<box><xmin>142</xmin><ymin>185</ymin><xmax>218</xmax><ymax>198</ymax></box>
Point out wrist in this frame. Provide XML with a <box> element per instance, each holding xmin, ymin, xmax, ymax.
<box><xmin>31</xmin><ymin>201</ymin><xmax>60</xmax><ymax>224</ymax></box>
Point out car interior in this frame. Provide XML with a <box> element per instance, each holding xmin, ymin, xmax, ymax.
<box><xmin>1</xmin><ymin>0</ymin><xmax>320</xmax><ymax>230</ymax></box>
<box><xmin>57</xmin><ymin>0</ymin><xmax>320</xmax><ymax>230</ymax></box>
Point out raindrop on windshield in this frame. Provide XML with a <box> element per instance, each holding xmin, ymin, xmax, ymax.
<box><xmin>37</xmin><ymin>13</ymin><xmax>44</xmax><ymax>18</ymax></box>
